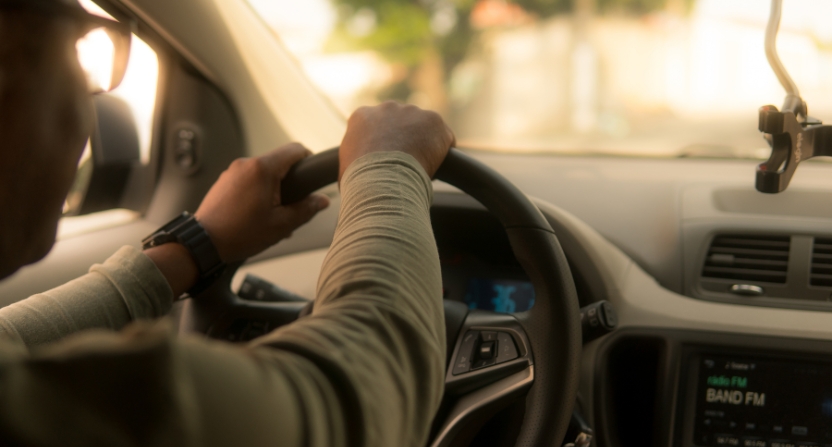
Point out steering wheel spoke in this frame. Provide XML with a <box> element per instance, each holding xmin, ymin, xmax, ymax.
<box><xmin>445</xmin><ymin>310</ymin><xmax>532</xmax><ymax>395</ymax></box>
<box><xmin>430</xmin><ymin>310</ymin><xmax>534</xmax><ymax>447</ymax></box>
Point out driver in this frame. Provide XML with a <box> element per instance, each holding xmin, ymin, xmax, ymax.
<box><xmin>0</xmin><ymin>1</ymin><xmax>454</xmax><ymax>446</ymax></box>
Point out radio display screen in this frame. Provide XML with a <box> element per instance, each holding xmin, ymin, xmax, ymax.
<box><xmin>693</xmin><ymin>354</ymin><xmax>832</xmax><ymax>446</ymax></box>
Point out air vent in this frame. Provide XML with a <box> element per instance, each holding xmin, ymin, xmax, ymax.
<box><xmin>702</xmin><ymin>235</ymin><xmax>790</xmax><ymax>284</ymax></box>
<box><xmin>810</xmin><ymin>238</ymin><xmax>832</xmax><ymax>287</ymax></box>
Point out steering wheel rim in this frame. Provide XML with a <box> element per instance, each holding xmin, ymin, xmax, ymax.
<box><xmin>184</xmin><ymin>148</ymin><xmax>581</xmax><ymax>446</ymax></box>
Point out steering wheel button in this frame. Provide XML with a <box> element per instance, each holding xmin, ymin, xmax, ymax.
<box><xmin>479</xmin><ymin>341</ymin><xmax>495</xmax><ymax>359</ymax></box>
<box><xmin>452</xmin><ymin>331</ymin><xmax>479</xmax><ymax>375</ymax></box>
<box><xmin>480</xmin><ymin>331</ymin><xmax>498</xmax><ymax>342</ymax></box>
<box><xmin>496</xmin><ymin>332</ymin><xmax>518</xmax><ymax>363</ymax></box>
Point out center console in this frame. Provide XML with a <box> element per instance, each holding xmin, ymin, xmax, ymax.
<box><xmin>594</xmin><ymin>329</ymin><xmax>832</xmax><ymax>447</ymax></box>
<box><xmin>682</xmin><ymin>351</ymin><xmax>832</xmax><ymax>447</ymax></box>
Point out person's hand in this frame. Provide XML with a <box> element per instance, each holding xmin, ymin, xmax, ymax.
<box><xmin>339</xmin><ymin>101</ymin><xmax>456</xmax><ymax>181</ymax></box>
<box><xmin>194</xmin><ymin>143</ymin><xmax>330</xmax><ymax>263</ymax></box>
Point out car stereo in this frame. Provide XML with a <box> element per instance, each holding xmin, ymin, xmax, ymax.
<box><xmin>686</xmin><ymin>353</ymin><xmax>832</xmax><ymax>447</ymax></box>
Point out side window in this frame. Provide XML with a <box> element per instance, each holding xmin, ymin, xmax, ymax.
<box><xmin>61</xmin><ymin>0</ymin><xmax>159</xmax><ymax>229</ymax></box>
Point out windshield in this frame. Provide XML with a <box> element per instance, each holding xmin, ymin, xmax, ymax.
<box><xmin>246</xmin><ymin>0</ymin><xmax>832</xmax><ymax>158</ymax></box>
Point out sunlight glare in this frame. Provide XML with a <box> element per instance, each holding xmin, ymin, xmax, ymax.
<box><xmin>76</xmin><ymin>0</ymin><xmax>159</xmax><ymax>164</ymax></box>
<box><xmin>76</xmin><ymin>28</ymin><xmax>114</xmax><ymax>92</ymax></box>
<box><xmin>114</xmin><ymin>38</ymin><xmax>159</xmax><ymax>164</ymax></box>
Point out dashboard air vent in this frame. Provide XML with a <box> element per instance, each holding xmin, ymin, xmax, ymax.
<box><xmin>811</xmin><ymin>238</ymin><xmax>832</xmax><ymax>287</ymax></box>
<box><xmin>702</xmin><ymin>235</ymin><xmax>790</xmax><ymax>284</ymax></box>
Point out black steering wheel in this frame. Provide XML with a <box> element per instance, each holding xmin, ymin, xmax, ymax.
<box><xmin>180</xmin><ymin>148</ymin><xmax>581</xmax><ymax>447</ymax></box>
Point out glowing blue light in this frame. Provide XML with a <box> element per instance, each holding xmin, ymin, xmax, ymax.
<box><xmin>491</xmin><ymin>285</ymin><xmax>517</xmax><ymax>313</ymax></box>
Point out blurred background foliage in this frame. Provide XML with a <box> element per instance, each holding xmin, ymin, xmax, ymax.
<box><xmin>250</xmin><ymin>0</ymin><xmax>832</xmax><ymax>158</ymax></box>
<box><xmin>325</xmin><ymin>0</ymin><xmax>688</xmax><ymax>106</ymax></box>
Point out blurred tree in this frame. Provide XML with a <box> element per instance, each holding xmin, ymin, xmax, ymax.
<box><xmin>599</xmin><ymin>0</ymin><xmax>694</xmax><ymax>14</ymax></box>
<box><xmin>326</xmin><ymin>0</ymin><xmax>479</xmax><ymax>111</ymax></box>
<box><xmin>325</xmin><ymin>0</ymin><xmax>684</xmax><ymax>112</ymax></box>
<box><xmin>597</xmin><ymin>0</ymin><xmax>676</xmax><ymax>14</ymax></box>
<box><xmin>328</xmin><ymin>2</ymin><xmax>433</xmax><ymax>67</ymax></box>
<box><xmin>514</xmin><ymin>0</ymin><xmax>571</xmax><ymax>16</ymax></box>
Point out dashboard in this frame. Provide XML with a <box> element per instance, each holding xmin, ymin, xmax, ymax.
<box><xmin>433</xmin><ymin>206</ymin><xmax>536</xmax><ymax>314</ymax></box>
<box><xmin>229</xmin><ymin>153</ymin><xmax>832</xmax><ymax>447</ymax></box>
<box><xmin>452</xmin><ymin>277</ymin><xmax>535</xmax><ymax>314</ymax></box>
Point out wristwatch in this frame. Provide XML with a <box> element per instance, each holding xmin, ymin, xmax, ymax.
<box><xmin>142</xmin><ymin>212</ymin><xmax>226</xmax><ymax>296</ymax></box>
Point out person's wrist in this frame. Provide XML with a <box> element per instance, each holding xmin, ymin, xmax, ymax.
<box><xmin>143</xmin><ymin>243</ymin><xmax>199</xmax><ymax>298</ymax></box>
<box><xmin>142</xmin><ymin>212</ymin><xmax>226</xmax><ymax>297</ymax></box>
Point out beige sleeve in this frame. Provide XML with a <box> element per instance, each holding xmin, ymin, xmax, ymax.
<box><xmin>0</xmin><ymin>151</ymin><xmax>445</xmax><ymax>447</ymax></box>
<box><xmin>0</xmin><ymin>245</ymin><xmax>174</xmax><ymax>346</ymax></box>
<box><xmin>251</xmin><ymin>151</ymin><xmax>446</xmax><ymax>446</ymax></box>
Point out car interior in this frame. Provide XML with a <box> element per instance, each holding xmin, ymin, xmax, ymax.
<box><xmin>2</xmin><ymin>0</ymin><xmax>832</xmax><ymax>446</ymax></box>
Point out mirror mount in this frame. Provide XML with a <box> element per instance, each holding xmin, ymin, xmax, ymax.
<box><xmin>756</xmin><ymin>0</ymin><xmax>832</xmax><ymax>193</ymax></box>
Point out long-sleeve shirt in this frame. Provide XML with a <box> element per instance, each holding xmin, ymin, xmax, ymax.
<box><xmin>0</xmin><ymin>151</ymin><xmax>445</xmax><ymax>447</ymax></box>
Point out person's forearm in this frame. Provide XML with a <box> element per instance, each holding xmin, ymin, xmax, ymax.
<box><xmin>0</xmin><ymin>246</ymin><xmax>175</xmax><ymax>347</ymax></box>
<box><xmin>254</xmin><ymin>152</ymin><xmax>445</xmax><ymax>447</ymax></box>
